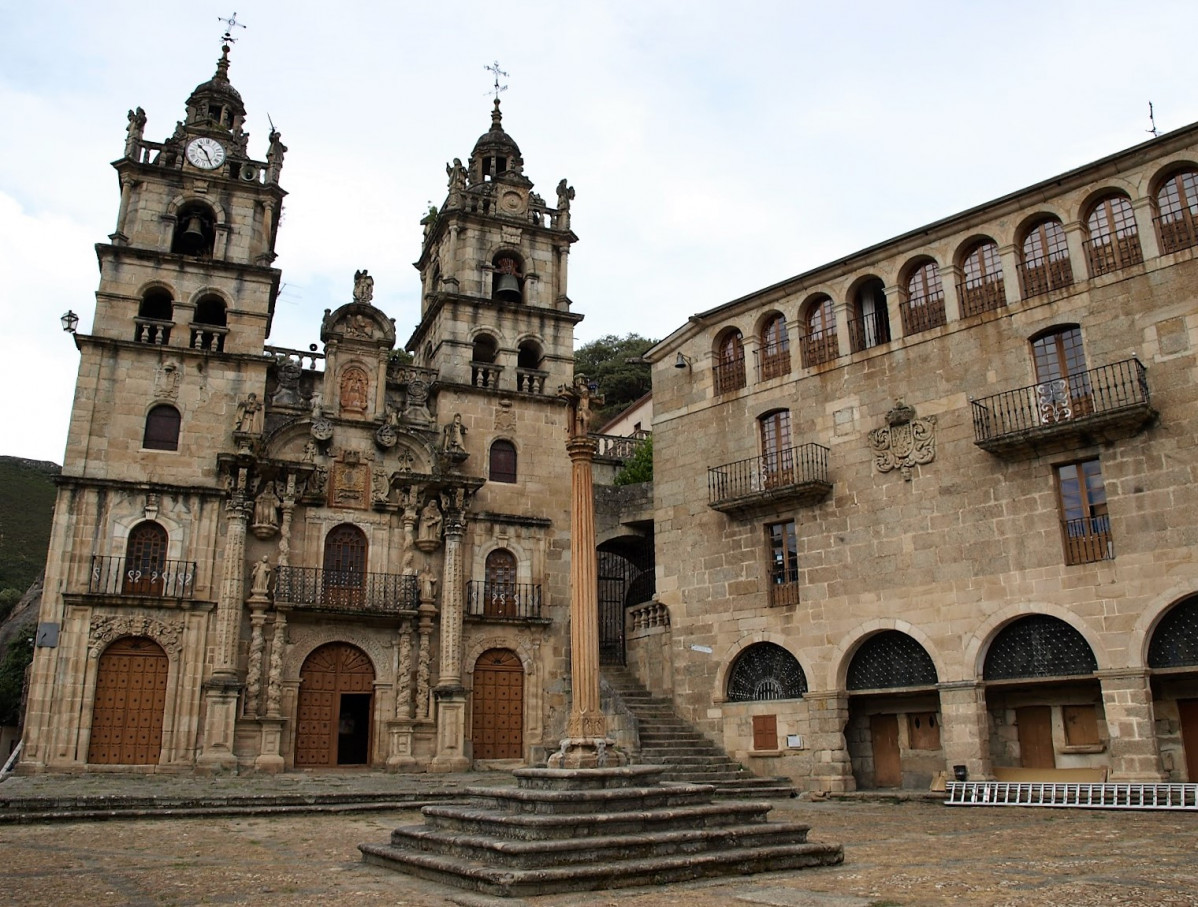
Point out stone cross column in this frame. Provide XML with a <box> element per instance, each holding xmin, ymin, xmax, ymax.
<box><xmin>430</xmin><ymin>491</ymin><xmax>470</xmax><ymax>771</ymax></box>
<box><xmin>550</xmin><ymin>377</ymin><xmax>626</xmax><ymax>768</ymax></box>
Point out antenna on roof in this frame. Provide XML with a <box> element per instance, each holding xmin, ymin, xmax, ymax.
<box><xmin>485</xmin><ymin>61</ymin><xmax>509</xmax><ymax>101</ymax></box>
<box><xmin>218</xmin><ymin>11</ymin><xmax>247</xmax><ymax>46</ymax></box>
<box><xmin>1147</xmin><ymin>101</ymin><xmax>1159</xmax><ymax>138</ymax></box>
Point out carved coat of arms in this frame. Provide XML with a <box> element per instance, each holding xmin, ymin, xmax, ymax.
<box><xmin>867</xmin><ymin>400</ymin><xmax>936</xmax><ymax>481</ymax></box>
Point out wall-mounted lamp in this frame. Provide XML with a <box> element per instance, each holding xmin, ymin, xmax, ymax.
<box><xmin>674</xmin><ymin>352</ymin><xmax>692</xmax><ymax>370</ymax></box>
<box><xmin>60</xmin><ymin>310</ymin><xmax>79</xmax><ymax>334</ymax></box>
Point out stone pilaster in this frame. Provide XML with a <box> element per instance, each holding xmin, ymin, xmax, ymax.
<box><xmin>936</xmin><ymin>680</ymin><xmax>992</xmax><ymax>782</ymax></box>
<box><xmin>416</xmin><ymin>602</ymin><xmax>434</xmax><ymax>721</ymax></box>
<box><xmin>265</xmin><ymin>612</ymin><xmax>285</xmax><ymax>718</ymax></box>
<box><xmin>244</xmin><ymin>607</ymin><xmax>267</xmax><ymax>717</ymax></box>
<box><xmin>1098</xmin><ymin>668</ymin><xmax>1165</xmax><ymax>781</ymax></box>
<box><xmin>387</xmin><ymin>616</ymin><xmax>417</xmax><ymax>771</ymax></box>
<box><xmin>804</xmin><ymin>691</ymin><xmax>853</xmax><ymax>792</ymax></box>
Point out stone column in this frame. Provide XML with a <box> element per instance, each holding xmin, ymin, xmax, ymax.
<box><xmin>937</xmin><ymin>680</ymin><xmax>992</xmax><ymax>782</ymax></box>
<box><xmin>1099</xmin><ymin>668</ymin><xmax>1165</xmax><ymax>781</ymax></box>
<box><xmin>803</xmin><ymin>690</ymin><xmax>853</xmax><ymax>792</ymax></box>
<box><xmin>244</xmin><ymin>608</ymin><xmax>267</xmax><ymax>717</ymax></box>
<box><xmin>430</xmin><ymin>496</ymin><xmax>470</xmax><ymax>772</ymax></box>
<box><xmin>940</xmin><ymin>265</ymin><xmax>963</xmax><ymax>324</ymax></box>
<box><xmin>416</xmin><ymin>602</ymin><xmax>435</xmax><ymax>722</ymax></box>
<box><xmin>277</xmin><ymin>478</ymin><xmax>297</xmax><ymax>568</ymax></box>
<box><xmin>1132</xmin><ymin>197</ymin><xmax>1162</xmax><ymax>259</ymax></box>
<box><xmin>1063</xmin><ymin>220</ymin><xmax>1089</xmax><ymax>283</ymax></box>
<box><xmin>198</xmin><ymin>469</ymin><xmax>250</xmax><ymax>773</ymax></box>
<box><xmin>550</xmin><ymin>377</ymin><xmax>627</xmax><ymax>769</ymax></box>
<box><xmin>255</xmin><ymin>611</ymin><xmax>287</xmax><ymax>773</ymax></box>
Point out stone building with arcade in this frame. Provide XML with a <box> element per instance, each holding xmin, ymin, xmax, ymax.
<box><xmin>644</xmin><ymin>122</ymin><xmax>1198</xmax><ymax>790</ymax></box>
<box><xmin>21</xmin><ymin>46</ymin><xmax>587</xmax><ymax>773</ymax></box>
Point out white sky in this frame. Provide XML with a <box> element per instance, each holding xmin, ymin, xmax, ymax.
<box><xmin>3</xmin><ymin>1</ymin><xmax>1196</xmax><ymax>464</ymax></box>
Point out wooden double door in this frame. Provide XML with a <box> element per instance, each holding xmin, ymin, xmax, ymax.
<box><xmin>295</xmin><ymin>643</ymin><xmax>374</xmax><ymax>766</ymax></box>
<box><xmin>471</xmin><ymin>649</ymin><xmax>524</xmax><ymax>760</ymax></box>
<box><xmin>88</xmin><ymin>637</ymin><xmax>168</xmax><ymax>765</ymax></box>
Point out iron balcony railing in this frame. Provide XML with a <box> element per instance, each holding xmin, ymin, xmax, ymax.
<box><xmin>847</xmin><ymin>309</ymin><xmax>891</xmax><ymax>352</ymax></box>
<box><xmin>971</xmin><ymin>358</ymin><xmax>1151</xmax><ymax>448</ymax></box>
<box><xmin>1017</xmin><ymin>257</ymin><xmax>1074</xmax><ymax>299</ymax></box>
<box><xmin>708</xmin><ymin>443</ymin><xmax>831</xmax><ymax>511</ymax></box>
<box><xmin>899</xmin><ymin>295</ymin><xmax>946</xmax><ymax>335</ymax></box>
<box><xmin>592</xmin><ymin>429</ymin><xmax>650</xmax><ymax>461</ymax></box>
<box><xmin>1062</xmin><ymin>516</ymin><xmax>1114</xmax><ymax>566</ymax></box>
<box><xmin>956</xmin><ymin>276</ymin><xmax>1006</xmax><ymax>317</ymax></box>
<box><xmin>89</xmin><ymin>555</ymin><xmax>197</xmax><ymax>599</ymax></box>
<box><xmin>800</xmin><ymin>329</ymin><xmax>839</xmax><ymax>368</ymax></box>
<box><xmin>1083</xmin><ymin>234</ymin><xmax>1143</xmax><ymax>277</ymax></box>
<box><xmin>273</xmin><ymin>566</ymin><xmax>418</xmax><ymax>614</ymax></box>
<box><xmin>755</xmin><ymin>347</ymin><xmax>792</xmax><ymax>381</ymax></box>
<box><xmin>466</xmin><ymin>581</ymin><xmax>543</xmax><ymax>620</ymax></box>
<box><xmin>1155</xmin><ymin>214</ymin><xmax>1198</xmax><ymax>255</ymax></box>
<box><xmin>712</xmin><ymin>352</ymin><xmax>747</xmax><ymax>395</ymax></box>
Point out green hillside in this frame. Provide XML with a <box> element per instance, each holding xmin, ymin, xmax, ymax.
<box><xmin>0</xmin><ymin>456</ymin><xmax>59</xmax><ymax>600</ymax></box>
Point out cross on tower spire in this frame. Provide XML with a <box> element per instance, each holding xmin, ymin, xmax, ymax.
<box><xmin>218</xmin><ymin>11</ymin><xmax>247</xmax><ymax>46</ymax></box>
<box><xmin>484</xmin><ymin>61</ymin><xmax>508</xmax><ymax>101</ymax></box>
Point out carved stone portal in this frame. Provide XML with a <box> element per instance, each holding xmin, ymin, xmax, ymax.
<box><xmin>867</xmin><ymin>400</ymin><xmax>936</xmax><ymax>481</ymax></box>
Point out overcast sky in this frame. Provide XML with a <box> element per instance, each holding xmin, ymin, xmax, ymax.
<box><xmin>3</xmin><ymin>1</ymin><xmax>1196</xmax><ymax>464</ymax></box>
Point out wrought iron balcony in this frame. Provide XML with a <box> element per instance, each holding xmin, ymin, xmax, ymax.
<box><xmin>708</xmin><ymin>443</ymin><xmax>832</xmax><ymax>513</ymax></box>
<box><xmin>712</xmin><ymin>353</ymin><xmax>746</xmax><ymax>395</ymax></box>
<box><xmin>971</xmin><ymin>358</ymin><xmax>1154</xmax><ymax>458</ymax></box>
<box><xmin>956</xmin><ymin>277</ymin><xmax>1006</xmax><ymax>317</ymax></box>
<box><xmin>273</xmin><ymin>566</ymin><xmax>418</xmax><ymax>615</ymax></box>
<box><xmin>466</xmin><ymin>581</ymin><xmax>544</xmax><ymax>621</ymax></box>
<box><xmin>89</xmin><ymin>556</ymin><xmax>197</xmax><ymax>600</ymax></box>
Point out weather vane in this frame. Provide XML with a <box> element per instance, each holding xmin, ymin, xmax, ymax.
<box><xmin>485</xmin><ymin>61</ymin><xmax>509</xmax><ymax>101</ymax></box>
<box><xmin>1147</xmin><ymin>101</ymin><xmax>1159</xmax><ymax>138</ymax></box>
<box><xmin>218</xmin><ymin>11</ymin><xmax>247</xmax><ymax>46</ymax></box>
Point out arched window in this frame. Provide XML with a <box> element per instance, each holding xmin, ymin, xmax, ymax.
<box><xmin>1148</xmin><ymin>595</ymin><xmax>1198</xmax><ymax>669</ymax></box>
<box><xmin>901</xmin><ymin>261</ymin><xmax>946</xmax><ymax>334</ymax></box>
<box><xmin>123</xmin><ymin>521</ymin><xmax>168</xmax><ymax>595</ymax></box>
<box><xmin>848</xmin><ymin>278</ymin><xmax>890</xmax><ymax>352</ymax></box>
<box><xmin>759</xmin><ymin>409</ymin><xmax>792</xmax><ymax>487</ymax></box>
<box><xmin>1156</xmin><ymin>168</ymin><xmax>1198</xmax><ymax>254</ymax></box>
<box><xmin>143</xmin><ymin>404</ymin><xmax>181</xmax><ymax>451</ymax></box>
<box><xmin>484</xmin><ymin>549</ymin><xmax>518</xmax><ymax>618</ymax></box>
<box><xmin>1085</xmin><ymin>195</ymin><xmax>1142</xmax><ymax>276</ymax></box>
<box><xmin>726</xmin><ymin>643</ymin><xmax>807</xmax><ymax>702</ymax></box>
<box><xmin>492</xmin><ymin>253</ymin><xmax>524</xmax><ymax>303</ymax></box>
<box><xmin>1031</xmin><ymin>325</ymin><xmax>1092</xmax><ymax>420</ymax></box>
<box><xmin>758</xmin><ymin>313</ymin><xmax>790</xmax><ymax>380</ymax></box>
<box><xmin>802</xmin><ymin>296</ymin><xmax>838</xmax><ymax>367</ymax></box>
<box><xmin>190</xmin><ymin>294</ymin><xmax>227</xmax><ymax>352</ymax></box>
<box><xmin>516</xmin><ymin>340</ymin><xmax>544</xmax><ymax>393</ymax></box>
<box><xmin>489</xmin><ymin>439</ymin><xmax>517</xmax><ymax>483</ymax></box>
<box><xmin>958</xmin><ymin>240</ymin><xmax>1005</xmax><ymax>315</ymax></box>
<box><xmin>983</xmin><ymin>615</ymin><xmax>1097</xmax><ymax>680</ymax></box>
<box><xmin>322</xmin><ymin>524</ymin><xmax>367</xmax><ymax>607</ymax></box>
<box><xmin>471</xmin><ymin>333</ymin><xmax>500</xmax><ymax>389</ymax></box>
<box><xmin>171</xmin><ymin>202</ymin><xmax>216</xmax><ymax>257</ymax></box>
<box><xmin>713</xmin><ymin>330</ymin><xmax>746</xmax><ymax>394</ymax></box>
<box><xmin>1020</xmin><ymin>218</ymin><xmax>1073</xmax><ymax>298</ymax></box>
<box><xmin>135</xmin><ymin>289</ymin><xmax>174</xmax><ymax>345</ymax></box>
<box><xmin>847</xmin><ymin>631</ymin><xmax>938</xmax><ymax>690</ymax></box>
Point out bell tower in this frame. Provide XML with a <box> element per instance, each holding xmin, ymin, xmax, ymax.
<box><xmin>409</xmin><ymin>99</ymin><xmax>581</xmax><ymax>392</ymax></box>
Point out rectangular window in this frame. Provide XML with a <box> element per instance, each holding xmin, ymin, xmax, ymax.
<box><xmin>752</xmin><ymin>714</ymin><xmax>778</xmax><ymax>751</ymax></box>
<box><xmin>767</xmin><ymin>520</ymin><xmax>799</xmax><ymax>606</ymax></box>
<box><xmin>1056</xmin><ymin>459</ymin><xmax>1113</xmax><ymax>565</ymax></box>
<box><xmin>1063</xmin><ymin>705</ymin><xmax>1102</xmax><ymax>746</ymax></box>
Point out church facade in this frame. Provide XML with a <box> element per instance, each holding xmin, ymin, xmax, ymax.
<box><xmin>21</xmin><ymin>47</ymin><xmax>582</xmax><ymax>773</ymax></box>
<box><xmin>644</xmin><ymin>124</ymin><xmax>1198</xmax><ymax>790</ymax></box>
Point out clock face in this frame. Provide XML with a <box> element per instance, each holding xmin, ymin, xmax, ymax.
<box><xmin>186</xmin><ymin>137</ymin><xmax>226</xmax><ymax>170</ymax></box>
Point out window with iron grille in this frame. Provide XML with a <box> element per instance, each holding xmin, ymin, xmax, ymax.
<box><xmin>1056</xmin><ymin>459</ymin><xmax>1112</xmax><ymax>565</ymax></box>
<box><xmin>983</xmin><ymin>615</ymin><xmax>1098</xmax><ymax>680</ymax></box>
<box><xmin>959</xmin><ymin>240</ymin><xmax>1005</xmax><ymax>315</ymax></box>
<box><xmin>1148</xmin><ymin>596</ymin><xmax>1198</xmax><ymax>669</ymax></box>
<box><xmin>1156</xmin><ymin>168</ymin><xmax>1198</xmax><ymax>254</ymax></box>
<box><xmin>1020</xmin><ymin>218</ymin><xmax>1073</xmax><ymax>298</ymax></box>
<box><xmin>759</xmin><ymin>313</ymin><xmax>790</xmax><ymax>380</ymax></box>
<box><xmin>714</xmin><ymin>330</ymin><xmax>746</xmax><ymax>394</ymax></box>
<box><xmin>766</xmin><ymin>520</ymin><xmax>799</xmax><ymax>607</ymax></box>
<box><xmin>726</xmin><ymin>642</ymin><xmax>807</xmax><ymax>702</ymax></box>
<box><xmin>846</xmin><ymin>631</ymin><xmax>938</xmax><ymax>690</ymax></box>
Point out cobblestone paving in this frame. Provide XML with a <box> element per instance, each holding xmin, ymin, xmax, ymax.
<box><xmin>3</xmin><ymin>795</ymin><xmax>1198</xmax><ymax>906</ymax></box>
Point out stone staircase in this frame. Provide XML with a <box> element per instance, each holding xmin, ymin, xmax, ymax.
<box><xmin>603</xmin><ymin>664</ymin><xmax>796</xmax><ymax>799</ymax></box>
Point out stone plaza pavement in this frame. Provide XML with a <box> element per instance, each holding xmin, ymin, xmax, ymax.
<box><xmin>1</xmin><ymin>771</ymin><xmax>1197</xmax><ymax>906</ymax></box>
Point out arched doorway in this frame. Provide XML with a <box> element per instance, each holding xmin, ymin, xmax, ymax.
<box><xmin>88</xmin><ymin>637</ymin><xmax>168</xmax><ymax>765</ymax></box>
<box><xmin>471</xmin><ymin>649</ymin><xmax>524</xmax><ymax>760</ymax></box>
<box><xmin>295</xmin><ymin>643</ymin><xmax>374</xmax><ymax>766</ymax></box>
<box><xmin>597</xmin><ymin>535</ymin><xmax>655</xmax><ymax>665</ymax></box>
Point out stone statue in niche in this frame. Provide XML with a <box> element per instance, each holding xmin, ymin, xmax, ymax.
<box><xmin>250</xmin><ymin>556</ymin><xmax>272</xmax><ymax>598</ymax></box>
<box><xmin>339</xmin><ymin>367</ymin><xmax>369</xmax><ymax>414</ymax></box>
<box><xmin>867</xmin><ymin>399</ymin><xmax>937</xmax><ymax>482</ymax></box>
<box><xmin>252</xmin><ymin>481</ymin><xmax>282</xmax><ymax>538</ymax></box>
<box><xmin>417</xmin><ymin>498</ymin><xmax>443</xmax><ymax>548</ymax></box>
<box><xmin>442</xmin><ymin>413</ymin><xmax>466</xmax><ymax>453</ymax></box>
<box><xmin>352</xmin><ymin>269</ymin><xmax>374</xmax><ymax>304</ymax></box>
<box><xmin>234</xmin><ymin>393</ymin><xmax>263</xmax><ymax>434</ymax></box>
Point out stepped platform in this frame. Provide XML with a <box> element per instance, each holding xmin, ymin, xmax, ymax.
<box><xmin>359</xmin><ymin>765</ymin><xmax>842</xmax><ymax>898</ymax></box>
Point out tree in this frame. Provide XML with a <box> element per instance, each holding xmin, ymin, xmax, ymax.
<box><xmin>573</xmin><ymin>333</ymin><xmax>656</xmax><ymax>426</ymax></box>
<box><xmin>0</xmin><ymin>622</ymin><xmax>34</xmax><ymax>727</ymax></box>
<box><xmin>613</xmin><ymin>435</ymin><xmax>652</xmax><ymax>486</ymax></box>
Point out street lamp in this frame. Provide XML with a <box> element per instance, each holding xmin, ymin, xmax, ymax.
<box><xmin>60</xmin><ymin>310</ymin><xmax>79</xmax><ymax>334</ymax></box>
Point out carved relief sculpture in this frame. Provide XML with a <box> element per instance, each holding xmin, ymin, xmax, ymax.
<box><xmin>867</xmin><ymin>399</ymin><xmax>937</xmax><ymax>481</ymax></box>
<box><xmin>234</xmin><ymin>392</ymin><xmax>263</xmax><ymax>434</ymax></box>
<box><xmin>352</xmin><ymin>269</ymin><xmax>374</xmax><ymax>304</ymax></box>
<box><xmin>339</xmin><ymin>366</ymin><xmax>369</xmax><ymax>415</ymax></box>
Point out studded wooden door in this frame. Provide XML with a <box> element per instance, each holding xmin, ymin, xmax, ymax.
<box><xmin>869</xmin><ymin>713</ymin><xmax>901</xmax><ymax>788</ymax></box>
<box><xmin>88</xmin><ymin>637</ymin><xmax>168</xmax><ymax>765</ymax></box>
<box><xmin>471</xmin><ymin>649</ymin><xmax>524</xmax><ymax>760</ymax></box>
<box><xmin>295</xmin><ymin>643</ymin><xmax>374</xmax><ymax>766</ymax></box>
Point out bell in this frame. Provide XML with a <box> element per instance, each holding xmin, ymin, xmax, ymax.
<box><xmin>494</xmin><ymin>272</ymin><xmax>522</xmax><ymax>302</ymax></box>
<box><xmin>179</xmin><ymin>215</ymin><xmax>206</xmax><ymax>253</ymax></box>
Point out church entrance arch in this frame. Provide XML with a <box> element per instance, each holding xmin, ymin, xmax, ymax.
<box><xmin>471</xmin><ymin>649</ymin><xmax>524</xmax><ymax>760</ymax></box>
<box><xmin>295</xmin><ymin>643</ymin><xmax>374</xmax><ymax>767</ymax></box>
<box><xmin>88</xmin><ymin>637</ymin><xmax>168</xmax><ymax>765</ymax></box>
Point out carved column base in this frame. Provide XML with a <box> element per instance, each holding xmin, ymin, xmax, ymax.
<box><xmin>428</xmin><ymin>688</ymin><xmax>470</xmax><ymax>773</ymax></box>
<box><xmin>253</xmin><ymin>717</ymin><xmax>287</xmax><ymax>773</ymax></box>
<box><xmin>196</xmin><ymin>676</ymin><xmax>241</xmax><ymax>774</ymax></box>
<box><xmin>547</xmin><ymin>736</ymin><xmax>628</xmax><ymax>769</ymax></box>
<box><xmin>385</xmin><ymin>719</ymin><xmax>421</xmax><ymax>772</ymax></box>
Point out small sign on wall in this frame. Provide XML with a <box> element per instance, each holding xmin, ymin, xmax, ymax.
<box><xmin>786</xmin><ymin>734</ymin><xmax>804</xmax><ymax>749</ymax></box>
<box><xmin>35</xmin><ymin>622</ymin><xmax>59</xmax><ymax>647</ymax></box>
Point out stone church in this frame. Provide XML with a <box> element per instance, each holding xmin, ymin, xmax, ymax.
<box><xmin>21</xmin><ymin>45</ymin><xmax>594</xmax><ymax>773</ymax></box>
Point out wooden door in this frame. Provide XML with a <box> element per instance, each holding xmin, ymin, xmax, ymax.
<box><xmin>471</xmin><ymin>649</ymin><xmax>524</xmax><ymax>760</ymax></box>
<box><xmin>295</xmin><ymin>643</ymin><xmax>374</xmax><ymax>766</ymax></box>
<box><xmin>1179</xmin><ymin>699</ymin><xmax>1198</xmax><ymax>782</ymax></box>
<box><xmin>870</xmin><ymin>713</ymin><xmax>901</xmax><ymax>788</ymax></box>
<box><xmin>88</xmin><ymin>637</ymin><xmax>168</xmax><ymax>765</ymax></box>
<box><xmin>1017</xmin><ymin>705</ymin><xmax>1056</xmax><ymax>769</ymax></box>
<box><xmin>322</xmin><ymin>524</ymin><xmax>367</xmax><ymax>607</ymax></box>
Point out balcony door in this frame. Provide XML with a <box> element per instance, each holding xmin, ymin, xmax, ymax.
<box><xmin>760</xmin><ymin>409</ymin><xmax>792</xmax><ymax>488</ymax></box>
<box><xmin>323</xmin><ymin>524</ymin><xmax>367</xmax><ymax>607</ymax></box>
<box><xmin>123</xmin><ymin>522</ymin><xmax>167</xmax><ymax>596</ymax></box>
<box><xmin>1032</xmin><ymin>327</ymin><xmax>1091</xmax><ymax>422</ymax></box>
<box><xmin>485</xmin><ymin>549</ymin><xmax>517</xmax><ymax>618</ymax></box>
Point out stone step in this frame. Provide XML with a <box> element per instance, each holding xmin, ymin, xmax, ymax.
<box><xmin>454</xmin><ymin>782</ymin><xmax>721</xmax><ymax>818</ymax></box>
<box><xmin>360</xmin><ymin>838</ymin><xmax>843</xmax><ymax>898</ymax></box>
